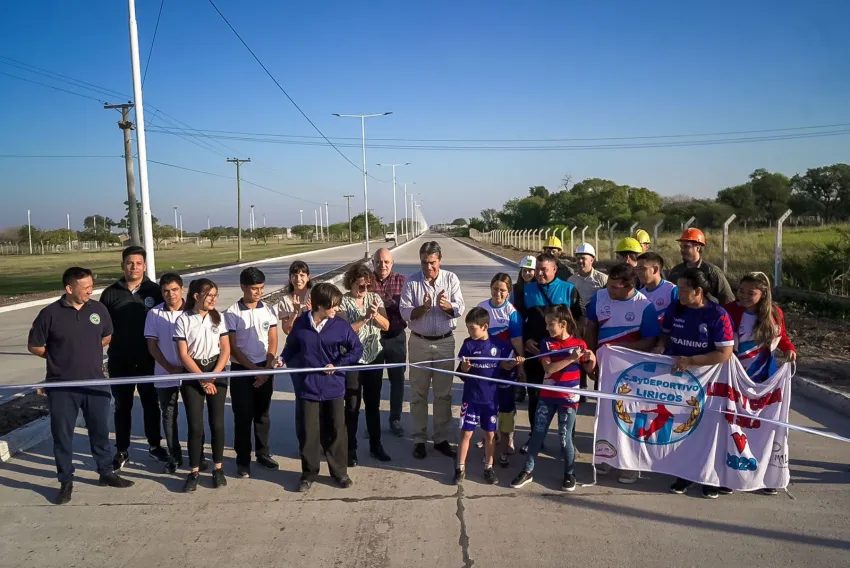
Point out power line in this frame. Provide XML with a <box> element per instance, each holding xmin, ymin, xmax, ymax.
<box><xmin>0</xmin><ymin>70</ymin><xmax>107</xmax><ymax>103</ymax></box>
<box><xmin>205</xmin><ymin>0</ymin><xmax>365</xmax><ymax>175</ymax></box>
<box><xmin>142</xmin><ymin>0</ymin><xmax>166</xmax><ymax>87</ymax></box>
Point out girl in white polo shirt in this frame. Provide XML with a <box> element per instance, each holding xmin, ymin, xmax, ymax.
<box><xmin>278</xmin><ymin>260</ymin><xmax>312</xmax><ymax>336</ymax></box>
<box><xmin>174</xmin><ymin>278</ymin><xmax>230</xmax><ymax>492</ymax></box>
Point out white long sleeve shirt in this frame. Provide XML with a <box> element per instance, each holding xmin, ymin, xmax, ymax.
<box><xmin>399</xmin><ymin>269</ymin><xmax>465</xmax><ymax>336</ymax></box>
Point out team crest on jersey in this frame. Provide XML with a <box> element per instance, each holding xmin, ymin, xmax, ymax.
<box><xmin>89</xmin><ymin>313</ymin><xmax>101</xmax><ymax>325</ymax></box>
<box><xmin>262</xmin><ymin>321</ymin><xmax>270</xmax><ymax>331</ymax></box>
<box><xmin>655</xmin><ymin>298</ymin><xmax>664</xmax><ymax>306</ymax></box>
<box><xmin>490</xmin><ymin>346</ymin><xmax>499</xmax><ymax>356</ymax></box>
<box><xmin>144</xmin><ymin>296</ymin><xmax>155</xmax><ymax>308</ymax></box>
<box><xmin>211</xmin><ymin>326</ymin><xmax>219</xmax><ymax>334</ymax></box>
<box><xmin>698</xmin><ymin>323</ymin><xmax>709</xmax><ymax>337</ymax></box>
<box><xmin>625</xmin><ymin>312</ymin><xmax>635</xmax><ymax>322</ymax></box>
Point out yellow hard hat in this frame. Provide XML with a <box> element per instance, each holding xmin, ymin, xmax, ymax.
<box><xmin>634</xmin><ymin>229</ymin><xmax>651</xmax><ymax>245</ymax></box>
<box><xmin>545</xmin><ymin>236</ymin><xmax>562</xmax><ymax>250</ymax></box>
<box><xmin>616</xmin><ymin>237</ymin><xmax>643</xmax><ymax>254</ymax></box>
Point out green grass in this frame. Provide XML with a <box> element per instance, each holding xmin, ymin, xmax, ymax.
<box><xmin>0</xmin><ymin>240</ymin><xmax>338</xmax><ymax>297</ymax></box>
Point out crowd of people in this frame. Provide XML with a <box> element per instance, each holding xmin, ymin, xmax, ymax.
<box><xmin>26</xmin><ymin>229</ymin><xmax>797</xmax><ymax>504</ymax></box>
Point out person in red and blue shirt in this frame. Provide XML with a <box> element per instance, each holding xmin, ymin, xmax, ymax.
<box><xmin>454</xmin><ymin>307</ymin><xmax>523</xmax><ymax>486</ymax></box>
<box><xmin>658</xmin><ymin>267</ymin><xmax>734</xmax><ymax>500</ymax></box>
<box><xmin>725</xmin><ymin>272</ymin><xmax>796</xmax><ymax>383</ymax></box>
<box><xmin>478</xmin><ymin>273</ymin><xmax>525</xmax><ymax>466</ymax></box>
<box><xmin>510</xmin><ymin>305</ymin><xmax>596</xmax><ymax>493</ymax></box>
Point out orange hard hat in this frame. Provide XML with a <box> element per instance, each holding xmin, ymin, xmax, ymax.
<box><xmin>677</xmin><ymin>228</ymin><xmax>706</xmax><ymax>246</ymax></box>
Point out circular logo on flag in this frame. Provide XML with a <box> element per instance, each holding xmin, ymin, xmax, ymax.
<box><xmin>611</xmin><ymin>361</ymin><xmax>705</xmax><ymax>446</ymax></box>
<box><xmin>625</xmin><ymin>312</ymin><xmax>635</xmax><ymax>322</ymax></box>
<box><xmin>144</xmin><ymin>296</ymin><xmax>155</xmax><ymax>308</ymax></box>
<box><xmin>89</xmin><ymin>313</ymin><xmax>101</xmax><ymax>325</ymax></box>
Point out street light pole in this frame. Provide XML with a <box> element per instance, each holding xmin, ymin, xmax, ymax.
<box><xmin>324</xmin><ymin>202</ymin><xmax>330</xmax><ymax>241</ymax></box>
<box><xmin>377</xmin><ymin>162</ymin><xmax>410</xmax><ymax>242</ymax></box>
<box><xmin>173</xmin><ymin>206</ymin><xmax>179</xmax><ymax>243</ymax></box>
<box><xmin>27</xmin><ymin>209</ymin><xmax>32</xmax><ymax>254</ymax></box>
<box><xmin>66</xmin><ymin>213</ymin><xmax>72</xmax><ymax>251</ymax></box>
<box><xmin>299</xmin><ymin>209</ymin><xmax>303</xmax><ymax>227</ymax></box>
<box><xmin>333</xmin><ymin>111</ymin><xmax>392</xmax><ymax>257</ymax></box>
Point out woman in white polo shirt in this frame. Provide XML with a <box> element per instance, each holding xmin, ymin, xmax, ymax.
<box><xmin>278</xmin><ymin>260</ymin><xmax>312</xmax><ymax>335</ymax></box>
<box><xmin>175</xmin><ymin>278</ymin><xmax>230</xmax><ymax>492</ymax></box>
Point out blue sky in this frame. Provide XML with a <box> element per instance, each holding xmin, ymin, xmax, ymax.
<box><xmin>2</xmin><ymin>0</ymin><xmax>849</xmax><ymax>232</ymax></box>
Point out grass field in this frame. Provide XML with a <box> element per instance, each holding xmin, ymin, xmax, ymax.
<box><xmin>0</xmin><ymin>240</ymin><xmax>338</xmax><ymax>297</ymax></box>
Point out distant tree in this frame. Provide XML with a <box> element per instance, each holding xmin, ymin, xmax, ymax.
<box><xmin>749</xmin><ymin>168</ymin><xmax>791</xmax><ymax>220</ymax></box>
<box><xmin>480</xmin><ymin>208</ymin><xmax>500</xmax><ymax>231</ymax></box>
<box><xmin>468</xmin><ymin>217</ymin><xmax>486</xmax><ymax>232</ymax></box>
<box><xmin>717</xmin><ymin>183</ymin><xmax>758</xmax><ymax>225</ymax></box>
<box><xmin>514</xmin><ymin>196</ymin><xmax>549</xmax><ymax>229</ymax></box>
<box><xmin>791</xmin><ymin>164</ymin><xmax>850</xmax><ymax>222</ymax></box>
<box><xmin>290</xmin><ymin>224</ymin><xmax>313</xmax><ymax>239</ymax></box>
<box><xmin>253</xmin><ymin>227</ymin><xmax>273</xmax><ymax>244</ymax></box>
<box><xmin>152</xmin><ymin>224</ymin><xmax>177</xmax><ymax>248</ymax></box>
<box><xmin>17</xmin><ymin>225</ymin><xmax>43</xmax><ymax>246</ymax></box>
<box><xmin>200</xmin><ymin>227</ymin><xmax>225</xmax><ymax>248</ymax></box>
<box><xmin>450</xmin><ymin>218</ymin><xmax>468</xmax><ymax>226</ymax></box>
<box><xmin>528</xmin><ymin>186</ymin><xmax>550</xmax><ymax>199</ymax></box>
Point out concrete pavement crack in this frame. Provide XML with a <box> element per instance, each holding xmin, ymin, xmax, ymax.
<box><xmin>455</xmin><ymin>485</ymin><xmax>474</xmax><ymax>568</ymax></box>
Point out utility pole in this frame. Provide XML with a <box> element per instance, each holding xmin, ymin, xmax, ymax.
<box><xmin>173</xmin><ymin>206</ymin><xmax>179</xmax><ymax>243</ymax></box>
<box><xmin>318</xmin><ymin>207</ymin><xmax>324</xmax><ymax>240</ymax></box>
<box><xmin>27</xmin><ymin>209</ymin><xmax>33</xmax><ymax>255</ymax></box>
<box><xmin>103</xmin><ymin>102</ymin><xmax>140</xmax><ymax>246</ymax></box>
<box><xmin>226</xmin><ymin>157</ymin><xmax>251</xmax><ymax>261</ymax></box>
<box><xmin>249</xmin><ymin>204</ymin><xmax>255</xmax><ymax>232</ymax></box>
<box><xmin>179</xmin><ymin>214</ymin><xmax>183</xmax><ymax>241</ymax></box>
<box><xmin>299</xmin><ymin>209</ymin><xmax>303</xmax><ymax>227</ymax></box>
<box><xmin>324</xmin><ymin>202</ymin><xmax>330</xmax><ymax>241</ymax></box>
<box><xmin>66</xmin><ymin>213</ymin><xmax>72</xmax><ymax>251</ymax></box>
<box><xmin>343</xmin><ymin>195</ymin><xmax>355</xmax><ymax>243</ymax></box>
<box><xmin>314</xmin><ymin>209</ymin><xmax>319</xmax><ymax>241</ymax></box>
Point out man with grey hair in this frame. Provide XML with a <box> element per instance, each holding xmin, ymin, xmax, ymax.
<box><xmin>371</xmin><ymin>247</ymin><xmax>407</xmax><ymax>436</ymax></box>
<box><xmin>400</xmin><ymin>240</ymin><xmax>465</xmax><ymax>459</ymax></box>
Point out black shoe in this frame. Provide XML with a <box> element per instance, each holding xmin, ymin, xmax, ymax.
<box><xmin>256</xmin><ymin>454</ymin><xmax>279</xmax><ymax>470</ymax></box>
<box><xmin>390</xmin><ymin>420</ymin><xmax>404</xmax><ymax>437</ymax></box>
<box><xmin>297</xmin><ymin>478</ymin><xmax>312</xmax><ymax>493</ymax></box>
<box><xmin>433</xmin><ymin>441</ymin><xmax>457</xmax><ymax>458</ymax></box>
<box><xmin>454</xmin><ymin>468</ymin><xmax>466</xmax><ymax>485</ymax></box>
<box><xmin>212</xmin><ymin>468</ymin><xmax>227</xmax><ymax>488</ymax></box>
<box><xmin>148</xmin><ymin>445</ymin><xmax>170</xmax><ymax>463</ymax></box>
<box><xmin>562</xmin><ymin>474</ymin><xmax>577</xmax><ymax>492</ymax></box>
<box><xmin>510</xmin><ymin>470</ymin><xmax>533</xmax><ymax>489</ymax></box>
<box><xmin>413</xmin><ymin>443</ymin><xmax>427</xmax><ymax>460</ymax></box>
<box><xmin>236</xmin><ymin>464</ymin><xmax>251</xmax><ymax>479</ymax></box>
<box><xmin>718</xmin><ymin>486</ymin><xmax>734</xmax><ymax>495</ymax></box>
<box><xmin>669</xmin><ymin>478</ymin><xmax>692</xmax><ymax>494</ymax></box>
<box><xmin>762</xmin><ymin>487</ymin><xmax>778</xmax><ymax>496</ymax></box>
<box><xmin>335</xmin><ymin>475</ymin><xmax>353</xmax><ymax>489</ymax></box>
<box><xmin>348</xmin><ymin>450</ymin><xmax>358</xmax><ymax>467</ymax></box>
<box><xmin>56</xmin><ymin>481</ymin><xmax>73</xmax><ymax>505</ymax></box>
<box><xmin>112</xmin><ymin>450</ymin><xmax>129</xmax><ymax>472</ymax></box>
<box><xmin>483</xmin><ymin>467</ymin><xmax>498</xmax><ymax>485</ymax></box>
<box><xmin>98</xmin><ymin>473</ymin><xmax>134</xmax><ymax>488</ymax></box>
<box><xmin>702</xmin><ymin>485</ymin><xmax>719</xmax><ymax>499</ymax></box>
<box><xmin>199</xmin><ymin>458</ymin><xmax>210</xmax><ymax>472</ymax></box>
<box><xmin>183</xmin><ymin>472</ymin><xmax>199</xmax><ymax>493</ymax></box>
<box><xmin>370</xmin><ymin>445</ymin><xmax>392</xmax><ymax>462</ymax></box>
<box><xmin>165</xmin><ymin>460</ymin><xmax>179</xmax><ymax>474</ymax></box>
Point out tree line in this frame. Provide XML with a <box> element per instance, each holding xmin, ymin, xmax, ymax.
<box><xmin>466</xmin><ymin>163</ymin><xmax>850</xmax><ymax>232</ymax></box>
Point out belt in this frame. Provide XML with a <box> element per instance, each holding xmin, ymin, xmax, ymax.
<box><xmin>193</xmin><ymin>355</ymin><xmax>219</xmax><ymax>368</ymax></box>
<box><xmin>412</xmin><ymin>331</ymin><xmax>453</xmax><ymax>341</ymax></box>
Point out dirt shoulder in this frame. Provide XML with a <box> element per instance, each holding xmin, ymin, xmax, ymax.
<box><xmin>456</xmin><ymin>237</ymin><xmax>850</xmax><ymax>393</ymax></box>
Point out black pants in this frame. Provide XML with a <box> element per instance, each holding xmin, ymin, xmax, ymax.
<box><xmin>379</xmin><ymin>332</ymin><xmax>407</xmax><ymax>424</ymax></box>
<box><xmin>296</xmin><ymin>397</ymin><xmax>346</xmax><ymax>481</ymax></box>
<box><xmin>47</xmin><ymin>388</ymin><xmax>113</xmax><ymax>483</ymax></box>
<box><xmin>345</xmin><ymin>365</ymin><xmax>383</xmax><ymax>452</ymax></box>
<box><xmin>524</xmin><ymin>357</ymin><xmax>545</xmax><ymax>430</ymax></box>
<box><xmin>181</xmin><ymin>373</ymin><xmax>228</xmax><ymax>470</ymax></box>
<box><xmin>156</xmin><ymin>386</ymin><xmax>181</xmax><ymax>462</ymax></box>
<box><xmin>230</xmin><ymin>362</ymin><xmax>274</xmax><ymax>466</ymax></box>
<box><xmin>109</xmin><ymin>359</ymin><xmax>161</xmax><ymax>452</ymax></box>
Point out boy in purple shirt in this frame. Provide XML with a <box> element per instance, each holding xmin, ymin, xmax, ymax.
<box><xmin>454</xmin><ymin>307</ymin><xmax>523</xmax><ymax>485</ymax></box>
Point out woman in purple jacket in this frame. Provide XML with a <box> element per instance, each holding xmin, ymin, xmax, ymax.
<box><xmin>282</xmin><ymin>282</ymin><xmax>363</xmax><ymax>493</ymax></box>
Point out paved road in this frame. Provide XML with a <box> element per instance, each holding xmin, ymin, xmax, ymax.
<box><xmin>0</xmin><ymin>235</ymin><xmax>848</xmax><ymax>567</ymax></box>
<box><xmin>0</xmin><ymin>240</ymin><xmax>387</xmax><ymax>398</ymax></box>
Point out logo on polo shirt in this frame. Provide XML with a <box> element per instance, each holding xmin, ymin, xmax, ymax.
<box><xmin>144</xmin><ymin>296</ymin><xmax>155</xmax><ymax>308</ymax></box>
<box><xmin>89</xmin><ymin>313</ymin><xmax>101</xmax><ymax>325</ymax></box>
<box><xmin>262</xmin><ymin>321</ymin><xmax>270</xmax><ymax>332</ymax></box>
<box><xmin>625</xmin><ymin>312</ymin><xmax>635</xmax><ymax>322</ymax></box>
<box><xmin>211</xmin><ymin>325</ymin><xmax>219</xmax><ymax>334</ymax></box>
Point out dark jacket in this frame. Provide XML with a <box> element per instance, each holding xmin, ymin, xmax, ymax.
<box><xmin>100</xmin><ymin>277</ymin><xmax>163</xmax><ymax>372</ymax></box>
<box><xmin>669</xmin><ymin>259</ymin><xmax>735</xmax><ymax>305</ymax></box>
<box><xmin>282</xmin><ymin>312</ymin><xmax>363</xmax><ymax>401</ymax></box>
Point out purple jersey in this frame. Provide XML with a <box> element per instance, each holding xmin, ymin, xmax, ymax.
<box><xmin>457</xmin><ymin>337</ymin><xmax>513</xmax><ymax>406</ymax></box>
<box><xmin>662</xmin><ymin>302</ymin><xmax>734</xmax><ymax>357</ymax></box>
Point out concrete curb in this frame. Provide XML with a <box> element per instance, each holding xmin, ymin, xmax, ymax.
<box><xmin>793</xmin><ymin>375</ymin><xmax>850</xmax><ymax>416</ymax></box>
<box><xmin>0</xmin><ymin>237</ymin><xmax>420</xmax><ymax>462</ymax></box>
<box><xmin>0</xmin><ymin>240</ymin><xmax>381</xmax><ymax>315</ymax></box>
<box><xmin>451</xmin><ymin>237</ymin><xmax>518</xmax><ymax>268</ymax></box>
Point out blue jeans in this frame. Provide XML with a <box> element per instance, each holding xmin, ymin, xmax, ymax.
<box><xmin>523</xmin><ymin>399</ymin><xmax>577</xmax><ymax>476</ymax></box>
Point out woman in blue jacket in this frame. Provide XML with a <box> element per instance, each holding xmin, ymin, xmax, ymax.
<box><xmin>282</xmin><ymin>282</ymin><xmax>363</xmax><ymax>492</ymax></box>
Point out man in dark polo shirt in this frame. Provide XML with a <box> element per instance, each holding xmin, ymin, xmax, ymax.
<box><xmin>371</xmin><ymin>248</ymin><xmax>407</xmax><ymax>436</ymax></box>
<box><xmin>28</xmin><ymin>267</ymin><xmax>134</xmax><ymax>505</ymax></box>
<box><xmin>100</xmin><ymin>246</ymin><xmax>166</xmax><ymax>470</ymax></box>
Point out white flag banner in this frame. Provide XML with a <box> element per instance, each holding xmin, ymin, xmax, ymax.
<box><xmin>593</xmin><ymin>345</ymin><xmax>791</xmax><ymax>491</ymax></box>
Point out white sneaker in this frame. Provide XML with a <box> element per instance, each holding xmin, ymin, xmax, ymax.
<box><xmin>595</xmin><ymin>463</ymin><xmax>611</xmax><ymax>475</ymax></box>
<box><xmin>618</xmin><ymin>470</ymin><xmax>639</xmax><ymax>484</ymax></box>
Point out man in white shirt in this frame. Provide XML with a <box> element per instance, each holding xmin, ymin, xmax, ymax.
<box><xmin>399</xmin><ymin>241</ymin><xmax>465</xmax><ymax>460</ymax></box>
<box><xmin>567</xmin><ymin>243</ymin><xmax>608</xmax><ymax>310</ymax></box>
<box><xmin>144</xmin><ymin>273</ymin><xmax>188</xmax><ymax>473</ymax></box>
<box><xmin>224</xmin><ymin>267</ymin><xmax>280</xmax><ymax>479</ymax></box>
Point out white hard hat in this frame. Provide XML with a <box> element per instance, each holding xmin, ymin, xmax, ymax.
<box><xmin>518</xmin><ymin>255</ymin><xmax>537</xmax><ymax>269</ymax></box>
<box><xmin>574</xmin><ymin>242</ymin><xmax>596</xmax><ymax>257</ymax></box>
